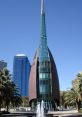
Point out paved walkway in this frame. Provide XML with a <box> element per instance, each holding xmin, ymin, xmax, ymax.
<box><xmin>48</xmin><ymin>110</ymin><xmax>82</xmax><ymax>117</ymax></box>
<box><xmin>9</xmin><ymin>109</ymin><xmax>82</xmax><ymax>117</ymax></box>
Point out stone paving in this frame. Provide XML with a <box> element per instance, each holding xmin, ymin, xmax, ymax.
<box><xmin>48</xmin><ymin>110</ymin><xmax>82</xmax><ymax>117</ymax></box>
<box><xmin>8</xmin><ymin>109</ymin><xmax>82</xmax><ymax>117</ymax></box>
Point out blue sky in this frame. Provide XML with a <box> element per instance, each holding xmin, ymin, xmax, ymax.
<box><xmin>0</xmin><ymin>0</ymin><xmax>82</xmax><ymax>91</ymax></box>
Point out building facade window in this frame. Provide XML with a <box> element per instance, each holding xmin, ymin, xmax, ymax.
<box><xmin>13</xmin><ymin>54</ymin><xmax>31</xmax><ymax>96</ymax></box>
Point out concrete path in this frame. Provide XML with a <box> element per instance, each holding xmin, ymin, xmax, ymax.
<box><xmin>48</xmin><ymin>110</ymin><xmax>82</xmax><ymax>117</ymax></box>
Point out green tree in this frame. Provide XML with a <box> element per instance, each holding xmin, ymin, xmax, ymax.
<box><xmin>22</xmin><ymin>97</ymin><xmax>29</xmax><ymax>107</ymax></box>
<box><xmin>60</xmin><ymin>91</ymin><xmax>68</xmax><ymax>108</ymax></box>
<box><xmin>0</xmin><ymin>68</ymin><xmax>22</xmax><ymax>111</ymax></box>
<box><xmin>72</xmin><ymin>72</ymin><xmax>82</xmax><ymax>110</ymax></box>
<box><xmin>0</xmin><ymin>70</ymin><xmax>6</xmax><ymax>110</ymax></box>
<box><xmin>63</xmin><ymin>72</ymin><xmax>82</xmax><ymax>111</ymax></box>
<box><xmin>64</xmin><ymin>89</ymin><xmax>78</xmax><ymax>108</ymax></box>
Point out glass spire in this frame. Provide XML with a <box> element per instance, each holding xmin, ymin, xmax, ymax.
<box><xmin>41</xmin><ymin>0</ymin><xmax>44</xmax><ymax>14</ymax></box>
<box><xmin>38</xmin><ymin>0</ymin><xmax>49</xmax><ymax>62</ymax></box>
<box><xmin>38</xmin><ymin>0</ymin><xmax>51</xmax><ymax>101</ymax></box>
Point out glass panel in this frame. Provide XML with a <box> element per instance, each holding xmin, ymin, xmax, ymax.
<box><xmin>39</xmin><ymin>73</ymin><xmax>50</xmax><ymax>79</ymax></box>
<box><xmin>45</xmin><ymin>73</ymin><xmax>48</xmax><ymax>78</ymax></box>
<box><xmin>43</xmin><ymin>73</ymin><xmax>45</xmax><ymax>78</ymax></box>
<box><xmin>40</xmin><ymin>84</ymin><xmax>51</xmax><ymax>94</ymax></box>
<box><xmin>40</xmin><ymin>85</ymin><xmax>43</xmax><ymax>93</ymax></box>
<box><xmin>39</xmin><ymin>73</ymin><xmax>43</xmax><ymax>78</ymax></box>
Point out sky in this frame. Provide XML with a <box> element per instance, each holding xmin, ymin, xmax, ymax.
<box><xmin>0</xmin><ymin>0</ymin><xmax>82</xmax><ymax>91</ymax></box>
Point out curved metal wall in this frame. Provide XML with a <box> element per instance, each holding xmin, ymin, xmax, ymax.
<box><xmin>29</xmin><ymin>50</ymin><xmax>60</xmax><ymax>104</ymax></box>
<box><xmin>49</xmin><ymin>50</ymin><xmax>60</xmax><ymax>105</ymax></box>
<box><xmin>29</xmin><ymin>52</ymin><xmax>38</xmax><ymax>101</ymax></box>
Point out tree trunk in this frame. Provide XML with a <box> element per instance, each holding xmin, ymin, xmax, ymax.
<box><xmin>77</xmin><ymin>101</ymin><xmax>80</xmax><ymax>111</ymax></box>
<box><xmin>0</xmin><ymin>105</ymin><xmax>1</xmax><ymax>111</ymax></box>
<box><xmin>6</xmin><ymin>105</ymin><xmax>9</xmax><ymax>112</ymax></box>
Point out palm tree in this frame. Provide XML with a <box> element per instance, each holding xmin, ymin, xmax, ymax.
<box><xmin>72</xmin><ymin>72</ymin><xmax>82</xmax><ymax>110</ymax></box>
<box><xmin>60</xmin><ymin>91</ymin><xmax>68</xmax><ymax>108</ymax></box>
<box><xmin>64</xmin><ymin>89</ymin><xmax>78</xmax><ymax>108</ymax></box>
<box><xmin>63</xmin><ymin>72</ymin><xmax>82</xmax><ymax>111</ymax></box>
<box><xmin>10</xmin><ymin>81</ymin><xmax>22</xmax><ymax>108</ymax></box>
<box><xmin>3</xmin><ymin>70</ymin><xmax>22</xmax><ymax>111</ymax></box>
<box><xmin>0</xmin><ymin>70</ymin><xmax>6</xmax><ymax>111</ymax></box>
<box><xmin>22</xmin><ymin>97</ymin><xmax>29</xmax><ymax>107</ymax></box>
<box><xmin>0</xmin><ymin>68</ymin><xmax>22</xmax><ymax>111</ymax></box>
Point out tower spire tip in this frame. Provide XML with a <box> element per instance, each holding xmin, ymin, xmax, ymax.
<box><xmin>41</xmin><ymin>0</ymin><xmax>44</xmax><ymax>14</ymax></box>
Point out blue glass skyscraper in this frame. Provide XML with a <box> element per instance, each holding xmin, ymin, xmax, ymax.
<box><xmin>13</xmin><ymin>54</ymin><xmax>31</xmax><ymax>96</ymax></box>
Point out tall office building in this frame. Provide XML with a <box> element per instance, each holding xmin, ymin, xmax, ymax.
<box><xmin>0</xmin><ymin>60</ymin><xmax>7</xmax><ymax>70</ymax></box>
<box><xmin>29</xmin><ymin>0</ymin><xmax>60</xmax><ymax>110</ymax></box>
<box><xmin>13</xmin><ymin>54</ymin><xmax>31</xmax><ymax>96</ymax></box>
